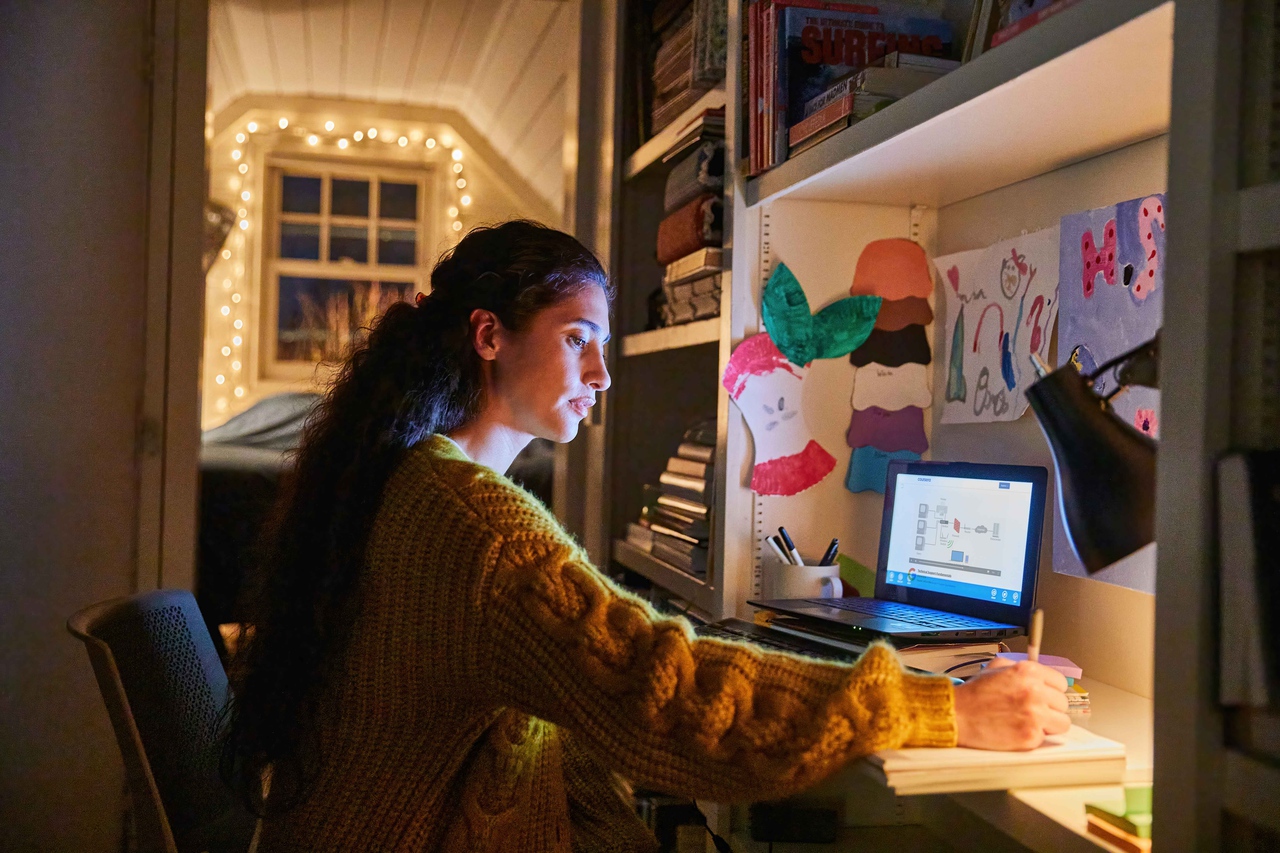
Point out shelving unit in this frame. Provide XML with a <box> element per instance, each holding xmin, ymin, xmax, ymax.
<box><xmin>625</xmin><ymin>87</ymin><xmax>727</xmax><ymax>179</ymax></box>
<box><xmin>619</xmin><ymin>317</ymin><xmax>720</xmax><ymax>357</ymax></box>
<box><xmin>612</xmin><ymin>539</ymin><xmax>712</xmax><ymax>611</ymax></box>
<box><xmin>747</xmin><ymin>0</ymin><xmax>1172</xmax><ymax>207</ymax></box>
<box><xmin>572</xmin><ymin>0</ymin><xmax>1275</xmax><ymax>845</ymax></box>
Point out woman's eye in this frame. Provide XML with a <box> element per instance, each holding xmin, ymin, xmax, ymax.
<box><xmin>568</xmin><ymin>336</ymin><xmax>587</xmax><ymax>350</ymax></box>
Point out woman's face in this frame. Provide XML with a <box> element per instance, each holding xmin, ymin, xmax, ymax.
<box><xmin>485</xmin><ymin>284</ymin><xmax>612</xmax><ymax>443</ymax></box>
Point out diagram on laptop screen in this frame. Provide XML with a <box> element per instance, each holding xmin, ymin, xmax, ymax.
<box><xmin>884</xmin><ymin>474</ymin><xmax>1034</xmax><ymax>606</ymax></box>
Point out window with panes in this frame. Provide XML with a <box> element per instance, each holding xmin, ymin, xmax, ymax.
<box><xmin>265</xmin><ymin>163</ymin><xmax>432</xmax><ymax>367</ymax></box>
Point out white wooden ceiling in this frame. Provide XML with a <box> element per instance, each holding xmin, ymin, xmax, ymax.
<box><xmin>208</xmin><ymin>0</ymin><xmax>573</xmax><ymax>213</ymax></box>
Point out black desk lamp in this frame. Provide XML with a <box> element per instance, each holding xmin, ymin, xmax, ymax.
<box><xmin>1026</xmin><ymin>335</ymin><xmax>1160</xmax><ymax>573</ymax></box>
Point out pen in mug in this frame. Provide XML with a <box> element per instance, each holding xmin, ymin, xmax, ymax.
<box><xmin>777</xmin><ymin>527</ymin><xmax>804</xmax><ymax>566</ymax></box>
<box><xmin>766</xmin><ymin>535</ymin><xmax>791</xmax><ymax>566</ymax></box>
<box><xmin>818</xmin><ymin>537</ymin><xmax>839</xmax><ymax>567</ymax></box>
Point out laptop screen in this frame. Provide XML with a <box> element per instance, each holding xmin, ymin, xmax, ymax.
<box><xmin>876</xmin><ymin>461</ymin><xmax>1048</xmax><ymax>626</ymax></box>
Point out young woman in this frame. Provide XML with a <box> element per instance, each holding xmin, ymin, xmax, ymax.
<box><xmin>224</xmin><ymin>220</ymin><xmax>1070</xmax><ymax>852</ymax></box>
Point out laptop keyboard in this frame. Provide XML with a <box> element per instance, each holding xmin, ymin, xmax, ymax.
<box><xmin>803</xmin><ymin>598</ymin><xmax>1003</xmax><ymax>629</ymax></box>
<box><xmin>696</xmin><ymin>621</ymin><xmax>848</xmax><ymax>659</ymax></box>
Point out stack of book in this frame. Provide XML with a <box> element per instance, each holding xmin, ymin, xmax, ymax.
<box><xmin>1085</xmin><ymin>785</ymin><xmax>1153</xmax><ymax>853</ymax></box>
<box><xmin>647</xmin><ymin>0</ymin><xmax>727</xmax><ymax>137</ymax></box>
<box><xmin>661</xmin><ymin>247</ymin><xmax>723</xmax><ymax>326</ymax></box>
<box><xmin>661</xmin><ymin>106</ymin><xmax>726</xmax><ymax>165</ymax></box>
<box><xmin>655</xmin><ymin>242</ymin><xmax>727</xmax><ymax>327</ymax></box>
<box><xmin>628</xmin><ymin>430</ymin><xmax>716</xmax><ymax>578</ymax></box>
<box><xmin>788</xmin><ymin>52</ymin><xmax>960</xmax><ymax>156</ymax></box>
<box><xmin>748</xmin><ymin>0</ymin><xmax>954</xmax><ymax>174</ymax></box>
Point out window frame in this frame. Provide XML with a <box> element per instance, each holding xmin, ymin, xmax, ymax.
<box><xmin>260</xmin><ymin>156</ymin><xmax>438</xmax><ymax>379</ymax></box>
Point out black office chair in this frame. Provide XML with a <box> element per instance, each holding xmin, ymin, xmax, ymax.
<box><xmin>68</xmin><ymin>589</ymin><xmax>257</xmax><ymax>853</ymax></box>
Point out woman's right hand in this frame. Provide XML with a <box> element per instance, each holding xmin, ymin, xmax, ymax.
<box><xmin>953</xmin><ymin>658</ymin><xmax>1071</xmax><ymax>750</ymax></box>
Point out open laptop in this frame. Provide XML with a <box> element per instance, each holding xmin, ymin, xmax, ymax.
<box><xmin>749</xmin><ymin>460</ymin><xmax>1049</xmax><ymax>641</ymax></box>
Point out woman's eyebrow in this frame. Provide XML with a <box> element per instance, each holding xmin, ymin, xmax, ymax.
<box><xmin>569</xmin><ymin>318</ymin><xmax>611</xmax><ymax>344</ymax></box>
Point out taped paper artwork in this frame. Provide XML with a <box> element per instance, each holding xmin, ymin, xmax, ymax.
<box><xmin>846</xmin><ymin>238</ymin><xmax>935</xmax><ymax>493</ymax></box>
<box><xmin>1052</xmin><ymin>194</ymin><xmax>1165</xmax><ymax>593</ymax></box>
<box><xmin>723</xmin><ymin>332</ymin><xmax>836</xmax><ymax>496</ymax></box>
<box><xmin>1057</xmin><ymin>194</ymin><xmax>1164</xmax><ymax>438</ymax></box>
<box><xmin>934</xmin><ymin>227</ymin><xmax>1061</xmax><ymax>423</ymax></box>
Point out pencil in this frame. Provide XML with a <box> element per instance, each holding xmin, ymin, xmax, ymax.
<box><xmin>1027</xmin><ymin>608</ymin><xmax>1044</xmax><ymax>663</ymax></box>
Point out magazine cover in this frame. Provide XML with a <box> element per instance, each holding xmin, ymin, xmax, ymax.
<box><xmin>778</xmin><ymin>3</ymin><xmax>952</xmax><ymax>128</ymax></box>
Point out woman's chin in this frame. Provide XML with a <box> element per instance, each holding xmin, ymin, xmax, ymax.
<box><xmin>540</xmin><ymin>415</ymin><xmax>581</xmax><ymax>444</ymax></box>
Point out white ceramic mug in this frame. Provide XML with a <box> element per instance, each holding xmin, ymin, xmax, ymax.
<box><xmin>760</xmin><ymin>550</ymin><xmax>841</xmax><ymax>600</ymax></box>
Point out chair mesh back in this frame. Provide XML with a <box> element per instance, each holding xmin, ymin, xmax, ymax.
<box><xmin>90</xmin><ymin>591</ymin><xmax>252</xmax><ymax>852</ymax></box>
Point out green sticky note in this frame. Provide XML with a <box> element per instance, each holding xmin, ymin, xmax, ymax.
<box><xmin>1085</xmin><ymin>801</ymin><xmax>1152</xmax><ymax>839</ymax></box>
<box><xmin>762</xmin><ymin>263</ymin><xmax>881</xmax><ymax>365</ymax></box>
<box><xmin>1124</xmin><ymin>784</ymin><xmax>1153</xmax><ymax>816</ymax></box>
<box><xmin>836</xmin><ymin>553</ymin><xmax>876</xmax><ymax>597</ymax></box>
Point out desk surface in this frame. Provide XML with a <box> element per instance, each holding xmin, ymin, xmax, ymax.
<box><xmin>942</xmin><ymin>678</ymin><xmax>1154</xmax><ymax>853</ymax></box>
<box><xmin>713</xmin><ymin>677</ymin><xmax>1154</xmax><ymax>852</ymax></box>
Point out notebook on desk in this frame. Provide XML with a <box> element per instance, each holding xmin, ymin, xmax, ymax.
<box><xmin>863</xmin><ymin>724</ymin><xmax>1127</xmax><ymax>795</ymax></box>
<box><xmin>750</xmin><ymin>461</ymin><xmax>1049</xmax><ymax>641</ymax></box>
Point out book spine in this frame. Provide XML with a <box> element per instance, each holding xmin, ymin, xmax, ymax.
<box><xmin>656</xmin><ymin>493</ymin><xmax>710</xmax><ymax>518</ymax></box>
<box><xmin>764</xmin><ymin>0</ymin><xmax>774</xmax><ymax>167</ymax></box>
<box><xmin>655</xmin><ymin>194</ymin><xmax>721</xmax><ymax>265</ymax></box>
<box><xmin>772</xmin><ymin>1</ymin><xmax>789</xmax><ymax>165</ymax></box>
<box><xmin>989</xmin><ymin>0</ymin><xmax>1082</xmax><ymax>48</ymax></box>
<box><xmin>667</xmin><ymin>456</ymin><xmax>711</xmax><ymax>478</ymax></box>
<box><xmin>650</xmin><ymin>522</ymin><xmax>704</xmax><ymax>546</ymax></box>
<box><xmin>790</xmin><ymin>95</ymin><xmax>853</xmax><ymax>145</ymax></box>
<box><xmin>747</xmin><ymin>0</ymin><xmax>752</xmax><ymax>174</ymax></box>
<box><xmin>970</xmin><ymin>0</ymin><xmax>997</xmax><ymax>59</ymax></box>
<box><xmin>659</xmin><ymin>470</ymin><xmax>708</xmax><ymax>494</ymax></box>
<box><xmin>801</xmin><ymin>75</ymin><xmax>855</xmax><ymax>117</ymax></box>
<box><xmin>676</xmin><ymin>441</ymin><xmax>715</xmax><ymax>463</ymax></box>
<box><xmin>880</xmin><ymin>50</ymin><xmax>961</xmax><ymax>71</ymax></box>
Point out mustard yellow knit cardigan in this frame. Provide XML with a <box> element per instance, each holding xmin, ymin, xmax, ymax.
<box><xmin>258</xmin><ymin>435</ymin><xmax>956</xmax><ymax>852</ymax></box>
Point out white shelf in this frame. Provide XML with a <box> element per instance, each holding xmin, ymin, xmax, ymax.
<box><xmin>620</xmin><ymin>317</ymin><xmax>721</xmax><ymax>357</ymax></box>
<box><xmin>613</xmin><ymin>539</ymin><xmax>710</xmax><ymax>606</ymax></box>
<box><xmin>745</xmin><ymin>0</ymin><xmax>1172</xmax><ymax>208</ymax></box>
<box><xmin>625</xmin><ymin>87</ymin><xmax>727</xmax><ymax>179</ymax></box>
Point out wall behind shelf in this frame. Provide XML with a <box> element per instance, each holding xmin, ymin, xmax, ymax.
<box><xmin>931</xmin><ymin>134</ymin><xmax>1169</xmax><ymax>698</ymax></box>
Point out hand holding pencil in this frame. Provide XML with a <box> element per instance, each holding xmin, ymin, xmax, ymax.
<box><xmin>952</xmin><ymin>608</ymin><xmax>1070</xmax><ymax>750</ymax></box>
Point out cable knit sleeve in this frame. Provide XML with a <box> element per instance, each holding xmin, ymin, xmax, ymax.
<box><xmin>474</xmin><ymin>519</ymin><xmax>956</xmax><ymax>803</ymax></box>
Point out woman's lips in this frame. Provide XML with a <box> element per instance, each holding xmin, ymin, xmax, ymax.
<box><xmin>569</xmin><ymin>397</ymin><xmax>594</xmax><ymax>418</ymax></box>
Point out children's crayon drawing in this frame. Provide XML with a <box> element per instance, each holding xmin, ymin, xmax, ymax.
<box><xmin>934</xmin><ymin>227</ymin><xmax>1060</xmax><ymax>423</ymax></box>
<box><xmin>1058</xmin><ymin>194</ymin><xmax>1164</xmax><ymax>437</ymax></box>
<box><xmin>1052</xmin><ymin>194</ymin><xmax>1165</xmax><ymax>593</ymax></box>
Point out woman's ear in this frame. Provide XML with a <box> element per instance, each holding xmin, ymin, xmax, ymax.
<box><xmin>469</xmin><ymin>308</ymin><xmax>502</xmax><ymax>361</ymax></box>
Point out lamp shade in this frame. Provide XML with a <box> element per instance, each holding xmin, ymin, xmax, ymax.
<box><xmin>1026</xmin><ymin>366</ymin><xmax>1157</xmax><ymax>573</ymax></box>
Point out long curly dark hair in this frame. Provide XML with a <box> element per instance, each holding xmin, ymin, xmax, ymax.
<box><xmin>220</xmin><ymin>220</ymin><xmax>610</xmax><ymax>813</ymax></box>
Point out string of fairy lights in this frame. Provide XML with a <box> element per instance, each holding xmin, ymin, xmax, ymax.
<box><xmin>205</xmin><ymin>113</ymin><xmax>475</xmax><ymax>418</ymax></box>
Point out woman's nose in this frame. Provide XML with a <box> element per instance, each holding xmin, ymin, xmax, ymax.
<box><xmin>587</xmin><ymin>347</ymin><xmax>611</xmax><ymax>391</ymax></box>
